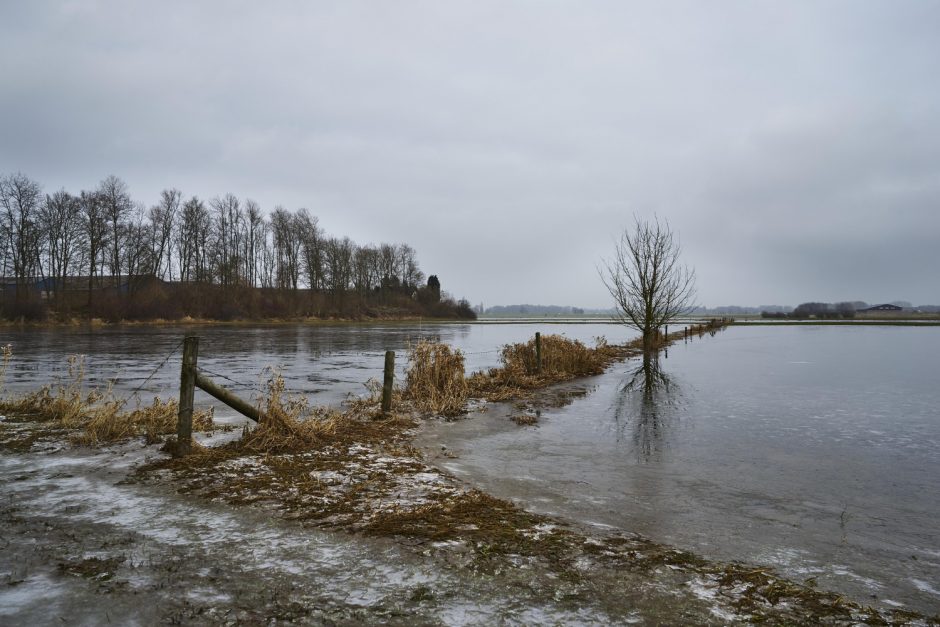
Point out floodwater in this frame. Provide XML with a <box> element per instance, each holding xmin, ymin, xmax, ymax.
<box><xmin>418</xmin><ymin>325</ymin><xmax>940</xmax><ymax>615</ymax></box>
<box><xmin>3</xmin><ymin>322</ymin><xmax>939</xmax><ymax>616</ymax></box>
<box><xmin>0</xmin><ymin>322</ymin><xmax>630</xmax><ymax>421</ymax></box>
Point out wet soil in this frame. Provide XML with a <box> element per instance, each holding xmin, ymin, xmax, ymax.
<box><xmin>3</xmin><ymin>418</ymin><xmax>934</xmax><ymax>625</ymax></box>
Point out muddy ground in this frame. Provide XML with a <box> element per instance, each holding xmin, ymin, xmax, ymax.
<box><xmin>1</xmin><ymin>352</ymin><xmax>938</xmax><ymax>627</ymax></box>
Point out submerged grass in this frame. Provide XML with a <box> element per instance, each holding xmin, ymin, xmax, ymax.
<box><xmin>0</xmin><ymin>351</ymin><xmax>212</xmax><ymax>449</ymax></box>
<box><xmin>467</xmin><ymin>335</ymin><xmax>635</xmax><ymax>402</ymax></box>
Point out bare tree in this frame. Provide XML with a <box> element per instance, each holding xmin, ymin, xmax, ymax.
<box><xmin>98</xmin><ymin>175</ymin><xmax>133</xmax><ymax>283</ymax></box>
<box><xmin>324</xmin><ymin>236</ymin><xmax>354</xmax><ymax>302</ymax></box>
<box><xmin>149</xmin><ymin>189</ymin><xmax>180</xmax><ymax>279</ymax></box>
<box><xmin>397</xmin><ymin>243</ymin><xmax>424</xmax><ymax>290</ymax></box>
<box><xmin>176</xmin><ymin>196</ymin><xmax>210</xmax><ymax>282</ymax></box>
<box><xmin>79</xmin><ymin>190</ymin><xmax>108</xmax><ymax>303</ymax></box>
<box><xmin>209</xmin><ymin>194</ymin><xmax>243</xmax><ymax>287</ymax></box>
<box><xmin>243</xmin><ymin>199</ymin><xmax>264</xmax><ymax>287</ymax></box>
<box><xmin>39</xmin><ymin>189</ymin><xmax>83</xmax><ymax>304</ymax></box>
<box><xmin>0</xmin><ymin>173</ymin><xmax>44</xmax><ymax>301</ymax></box>
<box><xmin>296</xmin><ymin>209</ymin><xmax>323</xmax><ymax>291</ymax></box>
<box><xmin>601</xmin><ymin>216</ymin><xmax>696</xmax><ymax>353</ymax></box>
<box><xmin>123</xmin><ymin>203</ymin><xmax>153</xmax><ymax>287</ymax></box>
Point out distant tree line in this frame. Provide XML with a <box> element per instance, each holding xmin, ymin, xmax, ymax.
<box><xmin>0</xmin><ymin>172</ymin><xmax>475</xmax><ymax>321</ymax></box>
<box><xmin>485</xmin><ymin>304</ymin><xmax>586</xmax><ymax>316</ymax></box>
<box><xmin>762</xmin><ymin>301</ymin><xmax>868</xmax><ymax>319</ymax></box>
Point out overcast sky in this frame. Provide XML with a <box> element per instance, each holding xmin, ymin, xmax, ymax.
<box><xmin>2</xmin><ymin>1</ymin><xmax>938</xmax><ymax>308</ymax></box>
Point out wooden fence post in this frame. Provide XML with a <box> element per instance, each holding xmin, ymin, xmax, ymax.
<box><xmin>535</xmin><ymin>332</ymin><xmax>542</xmax><ymax>374</ymax></box>
<box><xmin>381</xmin><ymin>350</ymin><xmax>395</xmax><ymax>414</ymax></box>
<box><xmin>177</xmin><ymin>335</ymin><xmax>199</xmax><ymax>457</ymax></box>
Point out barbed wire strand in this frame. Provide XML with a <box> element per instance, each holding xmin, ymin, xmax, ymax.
<box><xmin>122</xmin><ymin>339</ymin><xmax>185</xmax><ymax>406</ymax></box>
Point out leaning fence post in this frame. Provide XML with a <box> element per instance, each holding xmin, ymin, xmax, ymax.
<box><xmin>381</xmin><ymin>350</ymin><xmax>395</xmax><ymax>414</ymax></box>
<box><xmin>535</xmin><ymin>332</ymin><xmax>542</xmax><ymax>374</ymax></box>
<box><xmin>177</xmin><ymin>335</ymin><xmax>199</xmax><ymax>457</ymax></box>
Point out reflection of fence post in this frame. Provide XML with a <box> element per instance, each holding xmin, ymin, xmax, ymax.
<box><xmin>535</xmin><ymin>332</ymin><xmax>542</xmax><ymax>374</ymax></box>
<box><xmin>177</xmin><ymin>336</ymin><xmax>199</xmax><ymax>457</ymax></box>
<box><xmin>381</xmin><ymin>350</ymin><xmax>395</xmax><ymax>414</ymax></box>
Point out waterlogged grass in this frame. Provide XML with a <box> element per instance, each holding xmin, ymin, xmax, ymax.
<box><xmin>0</xmin><ymin>352</ymin><xmax>213</xmax><ymax>451</ymax></box>
<box><xmin>466</xmin><ymin>321</ymin><xmax>725</xmax><ymax>405</ymax></box>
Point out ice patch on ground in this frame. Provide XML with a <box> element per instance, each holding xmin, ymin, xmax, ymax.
<box><xmin>911</xmin><ymin>578</ymin><xmax>940</xmax><ymax>597</ymax></box>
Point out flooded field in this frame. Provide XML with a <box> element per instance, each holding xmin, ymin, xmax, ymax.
<box><xmin>2</xmin><ymin>322</ymin><xmax>939</xmax><ymax>620</ymax></box>
<box><xmin>418</xmin><ymin>325</ymin><xmax>940</xmax><ymax>615</ymax></box>
<box><xmin>0</xmin><ymin>322</ymin><xmax>632</xmax><ymax>418</ymax></box>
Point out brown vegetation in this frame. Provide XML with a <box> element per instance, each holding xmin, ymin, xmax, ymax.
<box><xmin>402</xmin><ymin>341</ymin><xmax>469</xmax><ymax>417</ymax></box>
<box><xmin>468</xmin><ymin>335</ymin><xmax>635</xmax><ymax>402</ymax></box>
<box><xmin>0</xmin><ymin>352</ymin><xmax>213</xmax><ymax>449</ymax></box>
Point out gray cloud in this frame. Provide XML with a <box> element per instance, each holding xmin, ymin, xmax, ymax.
<box><xmin>2</xmin><ymin>1</ymin><xmax>938</xmax><ymax>307</ymax></box>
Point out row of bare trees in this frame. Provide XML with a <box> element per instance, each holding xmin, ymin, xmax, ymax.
<box><xmin>0</xmin><ymin>172</ymin><xmax>452</xmax><ymax>320</ymax></box>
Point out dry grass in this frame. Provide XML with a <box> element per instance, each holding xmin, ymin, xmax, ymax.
<box><xmin>0</xmin><ymin>353</ymin><xmax>212</xmax><ymax>447</ymax></box>
<box><xmin>0</xmin><ymin>343</ymin><xmax>12</xmax><ymax>391</ymax></box>
<box><xmin>402</xmin><ymin>341</ymin><xmax>469</xmax><ymax>417</ymax></box>
<box><xmin>76</xmin><ymin>396</ymin><xmax>213</xmax><ymax>446</ymax></box>
<box><xmin>163</xmin><ymin>372</ymin><xmax>417</xmax><ymax>462</ymax></box>
<box><xmin>506</xmin><ymin>334</ymin><xmax>609</xmax><ymax>377</ymax></box>
<box><xmin>468</xmin><ymin>335</ymin><xmax>631</xmax><ymax>402</ymax></box>
<box><xmin>511</xmin><ymin>413</ymin><xmax>539</xmax><ymax>426</ymax></box>
<box><xmin>234</xmin><ymin>373</ymin><xmax>345</xmax><ymax>454</ymax></box>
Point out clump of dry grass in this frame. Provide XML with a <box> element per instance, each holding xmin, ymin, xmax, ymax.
<box><xmin>0</xmin><ymin>353</ymin><xmax>213</xmax><ymax>446</ymax></box>
<box><xmin>511</xmin><ymin>413</ymin><xmax>539</xmax><ymax>426</ymax></box>
<box><xmin>510</xmin><ymin>334</ymin><xmax>607</xmax><ymax>378</ymax></box>
<box><xmin>76</xmin><ymin>397</ymin><xmax>213</xmax><ymax>446</ymax></box>
<box><xmin>213</xmin><ymin>372</ymin><xmax>415</xmax><ymax>456</ymax></box>
<box><xmin>234</xmin><ymin>372</ymin><xmax>342</xmax><ymax>454</ymax></box>
<box><xmin>402</xmin><ymin>341</ymin><xmax>468</xmax><ymax>417</ymax></box>
<box><xmin>468</xmin><ymin>335</ymin><xmax>627</xmax><ymax>401</ymax></box>
<box><xmin>1</xmin><ymin>355</ymin><xmax>94</xmax><ymax>425</ymax></box>
<box><xmin>0</xmin><ymin>343</ymin><xmax>12</xmax><ymax>391</ymax></box>
<box><xmin>344</xmin><ymin>378</ymin><xmax>403</xmax><ymax>417</ymax></box>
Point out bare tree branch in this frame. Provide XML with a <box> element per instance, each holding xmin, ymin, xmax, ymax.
<box><xmin>600</xmin><ymin>215</ymin><xmax>696</xmax><ymax>352</ymax></box>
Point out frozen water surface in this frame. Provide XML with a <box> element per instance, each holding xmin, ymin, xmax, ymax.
<box><xmin>418</xmin><ymin>324</ymin><xmax>940</xmax><ymax>615</ymax></box>
<box><xmin>3</xmin><ymin>322</ymin><xmax>939</xmax><ymax>620</ymax></box>
<box><xmin>0</xmin><ymin>322</ymin><xmax>631</xmax><ymax>421</ymax></box>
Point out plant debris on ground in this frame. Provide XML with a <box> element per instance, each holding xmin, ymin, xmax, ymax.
<box><xmin>0</xmin><ymin>352</ymin><xmax>213</xmax><ymax>451</ymax></box>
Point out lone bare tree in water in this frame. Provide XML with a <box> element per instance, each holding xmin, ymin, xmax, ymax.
<box><xmin>601</xmin><ymin>215</ymin><xmax>696</xmax><ymax>353</ymax></box>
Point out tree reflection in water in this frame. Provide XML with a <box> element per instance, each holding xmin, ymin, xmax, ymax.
<box><xmin>612</xmin><ymin>353</ymin><xmax>682</xmax><ymax>462</ymax></box>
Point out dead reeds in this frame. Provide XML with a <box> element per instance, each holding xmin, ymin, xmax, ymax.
<box><xmin>178</xmin><ymin>371</ymin><xmax>418</xmax><ymax>457</ymax></box>
<box><xmin>468</xmin><ymin>335</ymin><xmax>628</xmax><ymax>401</ymax></box>
<box><xmin>233</xmin><ymin>372</ymin><xmax>342</xmax><ymax>454</ymax></box>
<box><xmin>0</xmin><ymin>353</ymin><xmax>213</xmax><ymax>447</ymax></box>
<box><xmin>76</xmin><ymin>396</ymin><xmax>213</xmax><ymax>446</ymax></box>
<box><xmin>402</xmin><ymin>341</ymin><xmax>468</xmax><ymax>417</ymax></box>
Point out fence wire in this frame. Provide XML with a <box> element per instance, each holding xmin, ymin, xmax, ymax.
<box><xmin>123</xmin><ymin>339</ymin><xmax>185</xmax><ymax>404</ymax></box>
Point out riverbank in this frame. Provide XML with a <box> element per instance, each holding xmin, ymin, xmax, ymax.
<box><xmin>0</xmin><ymin>312</ymin><xmax>478</xmax><ymax>329</ymax></box>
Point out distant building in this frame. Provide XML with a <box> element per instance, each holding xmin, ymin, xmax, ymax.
<box><xmin>862</xmin><ymin>304</ymin><xmax>903</xmax><ymax>312</ymax></box>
